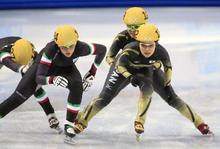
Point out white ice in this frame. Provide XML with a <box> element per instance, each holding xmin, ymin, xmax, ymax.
<box><xmin>0</xmin><ymin>7</ymin><xmax>220</xmax><ymax>149</ymax></box>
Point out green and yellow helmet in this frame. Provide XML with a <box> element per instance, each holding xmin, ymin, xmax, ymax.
<box><xmin>11</xmin><ymin>39</ymin><xmax>34</xmax><ymax>65</ymax></box>
<box><xmin>135</xmin><ymin>23</ymin><xmax>160</xmax><ymax>43</ymax></box>
<box><xmin>54</xmin><ymin>25</ymin><xmax>79</xmax><ymax>48</ymax></box>
<box><xmin>123</xmin><ymin>7</ymin><xmax>148</xmax><ymax>26</ymax></box>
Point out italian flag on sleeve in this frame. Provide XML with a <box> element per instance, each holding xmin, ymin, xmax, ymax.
<box><xmin>40</xmin><ymin>53</ymin><xmax>52</xmax><ymax>66</ymax></box>
<box><xmin>87</xmin><ymin>43</ymin><xmax>96</xmax><ymax>55</ymax></box>
<box><xmin>0</xmin><ymin>52</ymin><xmax>12</xmax><ymax>62</ymax></box>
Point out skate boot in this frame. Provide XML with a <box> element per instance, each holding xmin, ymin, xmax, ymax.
<box><xmin>134</xmin><ymin>121</ymin><xmax>144</xmax><ymax>142</ymax></box>
<box><xmin>197</xmin><ymin>123</ymin><xmax>214</xmax><ymax>136</ymax></box>
<box><xmin>48</xmin><ymin>113</ymin><xmax>62</xmax><ymax>134</ymax></box>
<box><xmin>64</xmin><ymin>124</ymin><xmax>76</xmax><ymax>145</ymax></box>
<box><xmin>74</xmin><ymin>121</ymin><xmax>86</xmax><ymax>134</ymax></box>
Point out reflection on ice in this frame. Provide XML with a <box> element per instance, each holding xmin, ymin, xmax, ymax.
<box><xmin>0</xmin><ymin>7</ymin><xmax>220</xmax><ymax>149</ymax></box>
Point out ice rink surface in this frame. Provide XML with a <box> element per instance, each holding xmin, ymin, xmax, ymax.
<box><xmin>0</xmin><ymin>7</ymin><xmax>220</xmax><ymax>149</ymax></box>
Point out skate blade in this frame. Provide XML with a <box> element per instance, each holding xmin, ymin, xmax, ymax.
<box><xmin>64</xmin><ymin>136</ymin><xmax>76</xmax><ymax>145</ymax></box>
<box><xmin>52</xmin><ymin>126</ymin><xmax>63</xmax><ymax>134</ymax></box>
<box><xmin>136</xmin><ymin>133</ymin><xmax>141</xmax><ymax>142</ymax></box>
<box><xmin>206</xmin><ymin>131</ymin><xmax>214</xmax><ymax>137</ymax></box>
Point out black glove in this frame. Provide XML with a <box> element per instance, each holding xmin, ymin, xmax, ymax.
<box><xmin>129</xmin><ymin>74</ymin><xmax>144</xmax><ymax>87</ymax></box>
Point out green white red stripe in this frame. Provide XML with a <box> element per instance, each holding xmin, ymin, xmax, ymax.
<box><xmin>0</xmin><ymin>52</ymin><xmax>11</xmax><ymax>62</ymax></box>
<box><xmin>45</xmin><ymin>76</ymin><xmax>54</xmax><ymax>85</ymax></box>
<box><xmin>38</xmin><ymin>97</ymin><xmax>49</xmax><ymax>104</ymax></box>
<box><xmin>65</xmin><ymin>120</ymin><xmax>74</xmax><ymax>127</ymax></box>
<box><xmin>93</xmin><ymin>62</ymin><xmax>99</xmax><ymax>68</ymax></box>
<box><xmin>35</xmin><ymin>90</ymin><xmax>49</xmax><ymax>104</ymax></box>
<box><xmin>67</xmin><ymin>103</ymin><xmax>80</xmax><ymax>113</ymax></box>
<box><xmin>40</xmin><ymin>53</ymin><xmax>52</xmax><ymax>66</ymax></box>
<box><xmin>87</xmin><ymin>43</ymin><xmax>96</xmax><ymax>55</ymax></box>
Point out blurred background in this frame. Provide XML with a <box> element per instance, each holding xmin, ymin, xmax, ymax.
<box><xmin>0</xmin><ymin>1</ymin><xmax>220</xmax><ymax>149</ymax></box>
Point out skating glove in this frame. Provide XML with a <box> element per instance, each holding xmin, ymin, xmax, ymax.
<box><xmin>106</xmin><ymin>56</ymin><xmax>115</xmax><ymax>66</ymax></box>
<box><xmin>129</xmin><ymin>74</ymin><xmax>144</xmax><ymax>87</ymax></box>
<box><xmin>83</xmin><ymin>64</ymin><xmax>97</xmax><ymax>92</ymax></box>
<box><xmin>53</xmin><ymin>76</ymin><xmax>68</xmax><ymax>88</ymax></box>
<box><xmin>83</xmin><ymin>72</ymin><xmax>95</xmax><ymax>92</ymax></box>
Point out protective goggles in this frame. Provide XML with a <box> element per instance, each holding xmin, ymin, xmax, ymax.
<box><xmin>127</xmin><ymin>24</ymin><xmax>141</xmax><ymax>30</ymax></box>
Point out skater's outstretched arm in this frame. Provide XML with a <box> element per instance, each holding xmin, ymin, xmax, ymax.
<box><xmin>76</xmin><ymin>41</ymin><xmax>106</xmax><ymax>91</ymax></box>
<box><xmin>77</xmin><ymin>41</ymin><xmax>106</xmax><ymax>76</ymax></box>
<box><xmin>35</xmin><ymin>42</ymin><xmax>58</xmax><ymax>85</ymax></box>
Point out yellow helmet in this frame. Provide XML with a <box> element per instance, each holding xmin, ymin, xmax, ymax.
<box><xmin>136</xmin><ymin>23</ymin><xmax>160</xmax><ymax>43</ymax></box>
<box><xmin>11</xmin><ymin>39</ymin><xmax>34</xmax><ymax>65</ymax></box>
<box><xmin>54</xmin><ymin>25</ymin><xmax>79</xmax><ymax>48</ymax></box>
<box><xmin>123</xmin><ymin>7</ymin><xmax>148</xmax><ymax>25</ymax></box>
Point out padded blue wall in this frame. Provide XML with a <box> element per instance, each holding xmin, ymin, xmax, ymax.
<box><xmin>0</xmin><ymin>0</ymin><xmax>220</xmax><ymax>9</ymax></box>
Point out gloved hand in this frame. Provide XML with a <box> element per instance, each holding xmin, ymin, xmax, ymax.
<box><xmin>106</xmin><ymin>56</ymin><xmax>115</xmax><ymax>66</ymax></box>
<box><xmin>53</xmin><ymin>76</ymin><xmax>68</xmax><ymax>88</ymax></box>
<box><xmin>82</xmin><ymin>72</ymin><xmax>95</xmax><ymax>92</ymax></box>
<box><xmin>129</xmin><ymin>74</ymin><xmax>144</xmax><ymax>87</ymax></box>
<box><xmin>83</xmin><ymin>63</ymin><xmax>97</xmax><ymax>91</ymax></box>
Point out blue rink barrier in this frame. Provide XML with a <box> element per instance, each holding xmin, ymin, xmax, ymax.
<box><xmin>0</xmin><ymin>0</ymin><xmax>220</xmax><ymax>9</ymax></box>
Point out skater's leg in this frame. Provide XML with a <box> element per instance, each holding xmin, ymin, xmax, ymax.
<box><xmin>56</xmin><ymin>65</ymin><xmax>83</xmax><ymax>140</ymax></box>
<box><xmin>34</xmin><ymin>87</ymin><xmax>55</xmax><ymax>115</ymax></box>
<box><xmin>77</xmin><ymin>93</ymin><xmax>112</xmax><ymax>128</ymax></box>
<box><xmin>135</xmin><ymin>93</ymin><xmax>152</xmax><ymax>134</ymax></box>
<box><xmin>0</xmin><ymin>64</ymin><xmax>38</xmax><ymax>118</ymax></box>
<box><xmin>153</xmin><ymin>69</ymin><xmax>212</xmax><ymax>135</ymax></box>
<box><xmin>33</xmin><ymin>87</ymin><xmax>60</xmax><ymax>130</ymax></box>
<box><xmin>134</xmin><ymin>72</ymin><xmax>154</xmax><ymax>134</ymax></box>
<box><xmin>75</xmin><ymin>69</ymin><xmax>128</xmax><ymax>133</ymax></box>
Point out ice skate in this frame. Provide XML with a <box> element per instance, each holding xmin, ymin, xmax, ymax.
<box><xmin>197</xmin><ymin>123</ymin><xmax>214</xmax><ymax>136</ymax></box>
<box><xmin>48</xmin><ymin>114</ymin><xmax>62</xmax><ymax>134</ymax></box>
<box><xmin>134</xmin><ymin>121</ymin><xmax>144</xmax><ymax>142</ymax></box>
<box><xmin>64</xmin><ymin>124</ymin><xmax>76</xmax><ymax>145</ymax></box>
<box><xmin>74</xmin><ymin>121</ymin><xmax>86</xmax><ymax>134</ymax></box>
<box><xmin>52</xmin><ymin>125</ymin><xmax>63</xmax><ymax>134</ymax></box>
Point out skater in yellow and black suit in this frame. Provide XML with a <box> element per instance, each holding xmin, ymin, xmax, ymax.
<box><xmin>74</xmin><ymin>23</ymin><xmax>212</xmax><ymax>136</ymax></box>
<box><xmin>0</xmin><ymin>36</ymin><xmax>61</xmax><ymax>130</ymax></box>
<box><xmin>0</xmin><ymin>25</ymin><xmax>106</xmax><ymax>140</ymax></box>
